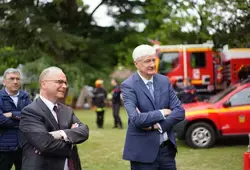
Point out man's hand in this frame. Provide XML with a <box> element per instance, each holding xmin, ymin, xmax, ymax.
<box><xmin>142</xmin><ymin>127</ymin><xmax>151</xmax><ymax>130</ymax></box>
<box><xmin>136</xmin><ymin>107</ymin><xmax>141</xmax><ymax>113</ymax></box>
<box><xmin>34</xmin><ymin>147</ymin><xmax>41</xmax><ymax>155</ymax></box>
<box><xmin>49</xmin><ymin>131</ymin><xmax>63</xmax><ymax>140</ymax></box>
<box><xmin>162</xmin><ymin>109</ymin><xmax>172</xmax><ymax>116</ymax></box>
<box><xmin>142</xmin><ymin>124</ymin><xmax>159</xmax><ymax>131</ymax></box>
<box><xmin>71</xmin><ymin>123</ymin><xmax>79</xmax><ymax>129</ymax></box>
<box><xmin>3</xmin><ymin>112</ymin><xmax>12</xmax><ymax>118</ymax></box>
<box><xmin>153</xmin><ymin>123</ymin><xmax>159</xmax><ymax>130</ymax></box>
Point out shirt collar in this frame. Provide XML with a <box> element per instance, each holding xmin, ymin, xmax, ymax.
<box><xmin>5</xmin><ymin>88</ymin><xmax>19</xmax><ymax>97</ymax></box>
<box><xmin>137</xmin><ymin>71</ymin><xmax>153</xmax><ymax>85</ymax></box>
<box><xmin>40</xmin><ymin>95</ymin><xmax>57</xmax><ymax>112</ymax></box>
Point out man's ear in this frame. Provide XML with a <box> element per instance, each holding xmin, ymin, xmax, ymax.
<box><xmin>2</xmin><ymin>79</ymin><xmax>6</xmax><ymax>86</ymax></box>
<box><xmin>134</xmin><ymin>60</ymin><xmax>138</xmax><ymax>67</ymax></box>
<box><xmin>40</xmin><ymin>80</ymin><xmax>46</xmax><ymax>89</ymax></box>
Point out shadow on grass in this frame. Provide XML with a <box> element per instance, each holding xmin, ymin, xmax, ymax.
<box><xmin>216</xmin><ymin>136</ymin><xmax>249</xmax><ymax>147</ymax></box>
<box><xmin>178</xmin><ymin>135</ymin><xmax>249</xmax><ymax>149</ymax></box>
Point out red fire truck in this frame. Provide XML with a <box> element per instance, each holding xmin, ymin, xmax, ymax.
<box><xmin>155</xmin><ymin>43</ymin><xmax>250</xmax><ymax>95</ymax></box>
<box><xmin>221</xmin><ymin>45</ymin><xmax>250</xmax><ymax>85</ymax></box>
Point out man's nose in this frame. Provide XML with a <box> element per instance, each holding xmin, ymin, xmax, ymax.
<box><xmin>150</xmin><ymin>60</ymin><xmax>156</xmax><ymax>66</ymax></box>
<box><xmin>62</xmin><ymin>83</ymin><xmax>68</xmax><ymax>88</ymax></box>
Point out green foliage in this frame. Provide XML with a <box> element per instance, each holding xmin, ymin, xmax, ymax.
<box><xmin>1</xmin><ymin>0</ymin><xmax>250</xmax><ymax>94</ymax></box>
<box><xmin>0</xmin><ymin>46</ymin><xmax>21</xmax><ymax>74</ymax></box>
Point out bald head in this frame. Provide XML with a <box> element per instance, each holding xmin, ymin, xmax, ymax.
<box><xmin>39</xmin><ymin>66</ymin><xmax>67</xmax><ymax>103</ymax></box>
<box><xmin>132</xmin><ymin>44</ymin><xmax>156</xmax><ymax>61</ymax></box>
<box><xmin>39</xmin><ymin>66</ymin><xmax>63</xmax><ymax>83</ymax></box>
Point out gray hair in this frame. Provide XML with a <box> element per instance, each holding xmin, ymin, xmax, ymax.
<box><xmin>3</xmin><ymin>68</ymin><xmax>21</xmax><ymax>79</ymax></box>
<box><xmin>39</xmin><ymin>66</ymin><xmax>63</xmax><ymax>82</ymax></box>
<box><xmin>132</xmin><ymin>44</ymin><xmax>156</xmax><ymax>61</ymax></box>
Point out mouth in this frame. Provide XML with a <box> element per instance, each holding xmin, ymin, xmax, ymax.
<box><xmin>58</xmin><ymin>91</ymin><xmax>65</xmax><ymax>95</ymax></box>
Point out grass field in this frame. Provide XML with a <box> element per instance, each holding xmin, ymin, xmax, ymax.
<box><xmin>11</xmin><ymin>107</ymin><xmax>247</xmax><ymax>170</ymax></box>
<box><xmin>75</xmin><ymin>107</ymin><xmax>247</xmax><ymax>170</ymax></box>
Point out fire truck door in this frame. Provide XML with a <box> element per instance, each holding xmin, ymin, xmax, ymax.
<box><xmin>187</xmin><ymin>51</ymin><xmax>210</xmax><ymax>84</ymax></box>
<box><xmin>219</xmin><ymin>87</ymin><xmax>250</xmax><ymax>134</ymax></box>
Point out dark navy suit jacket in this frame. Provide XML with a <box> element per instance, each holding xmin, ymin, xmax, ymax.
<box><xmin>121</xmin><ymin>72</ymin><xmax>185</xmax><ymax>163</ymax></box>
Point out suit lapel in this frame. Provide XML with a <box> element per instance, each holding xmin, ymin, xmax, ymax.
<box><xmin>135</xmin><ymin>73</ymin><xmax>156</xmax><ymax>109</ymax></box>
<box><xmin>153</xmin><ymin>75</ymin><xmax>161</xmax><ymax>109</ymax></box>
<box><xmin>37</xmin><ymin>98</ymin><xmax>60</xmax><ymax>130</ymax></box>
<box><xmin>57</xmin><ymin>104</ymin><xmax>71</xmax><ymax>129</ymax></box>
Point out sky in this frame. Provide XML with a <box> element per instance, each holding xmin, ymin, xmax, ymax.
<box><xmin>40</xmin><ymin>0</ymin><xmax>113</xmax><ymax>26</ymax></box>
<box><xmin>84</xmin><ymin>0</ymin><xmax>114</xmax><ymax>27</ymax></box>
<box><xmin>41</xmin><ymin>0</ymin><xmax>235</xmax><ymax>34</ymax></box>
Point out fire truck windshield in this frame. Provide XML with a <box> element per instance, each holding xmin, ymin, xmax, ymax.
<box><xmin>158</xmin><ymin>52</ymin><xmax>179</xmax><ymax>74</ymax></box>
<box><xmin>208</xmin><ymin>85</ymin><xmax>236</xmax><ymax>103</ymax></box>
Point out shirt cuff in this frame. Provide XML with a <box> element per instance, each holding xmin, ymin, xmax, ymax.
<box><xmin>157</xmin><ymin>123</ymin><xmax>163</xmax><ymax>133</ymax></box>
<box><xmin>59</xmin><ymin>130</ymin><xmax>69</xmax><ymax>142</ymax></box>
<box><xmin>159</xmin><ymin>110</ymin><xmax>166</xmax><ymax>119</ymax></box>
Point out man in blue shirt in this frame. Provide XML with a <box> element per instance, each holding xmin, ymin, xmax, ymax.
<box><xmin>0</xmin><ymin>68</ymin><xmax>31</xmax><ymax>170</ymax></box>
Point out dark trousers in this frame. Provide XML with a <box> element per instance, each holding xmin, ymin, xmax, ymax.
<box><xmin>0</xmin><ymin>149</ymin><xmax>22</xmax><ymax>170</ymax></box>
<box><xmin>130</xmin><ymin>141</ymin><xmax>177</xmax><ymax>170</ymax></box>
<box><xmin>96</xmin><ymin>111</ymin><xmax>104</xmax><ymax>128</ymax></box>
<box><xmin>112</xmin><ymin>103</ymin><xmax>122</xmax><ymax>128</ymax></box>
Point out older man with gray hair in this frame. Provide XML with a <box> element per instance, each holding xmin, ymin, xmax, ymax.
<box><xmin>121</xmin><ymin>44</ymin><xmax>185</xmax><ymax>170</ymax></box>
<box><xmin>0</xmin><ymin>68</ymin><xmax>31</xmax><ymax>170</ymax></box>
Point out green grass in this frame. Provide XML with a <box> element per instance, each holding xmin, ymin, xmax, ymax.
<box><xmin>12</xmin><ymin>107</ymin><xmax>247</xmax><ymax>170</ymax></box>
<box><xmin>76</xmin><ymin>108</ymin><xmax>246</xmax><ymax>170</ymax></box>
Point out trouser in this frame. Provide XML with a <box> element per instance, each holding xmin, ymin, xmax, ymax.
<box><xmin>0</xmin><ymin>148</ymin><xmax>22</xmax><ymax>170</ymax></box>
<box><xmin>96</xmin><ymin>110</ymin><xmax>104</xmax><ymax>128</ymax></box>
<box><xmin>130</xmin><ymin>141</ymin><xmax>177</xmax><ymax>170</ymax></box>
<box><xmin>112</xmin><ymin>103</ymin><xmax>122</xmax><ymax>128</ymax></box>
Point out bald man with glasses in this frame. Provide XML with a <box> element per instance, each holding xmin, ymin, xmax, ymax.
<box><xmin>19</xmin><ymin>66</ymin><xmax>89</xmax><ymax>170</ymax></box>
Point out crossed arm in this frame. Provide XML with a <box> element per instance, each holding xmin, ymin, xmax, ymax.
<box><xmin>0</xmin><ymin>96</ymin><xmax>31</xmax><ymax>128</ymax></box>
<box><xmin>49</xmin><ymin>108</ymin><xmax>89</xmax><ymax>144</ymax></box>
<box><xmin>121</xmin><ymin>82</ymin><xmax>185</xmax><ymax>133</ymax></box>
<box><xmin>20</xmin><ymin>107</ymin><xmax>89</xmax><ymax>156</ymax></box>
<box><xmin>0</xmin><ymin>110</ymin><xmax>19</xmax><ymax>128</ymax></box>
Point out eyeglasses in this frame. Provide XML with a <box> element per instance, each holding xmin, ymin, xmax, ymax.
<box><xmin>136</xmin><ymin>57</ymin><xmax>156</xmax><ymax>64</ymax></box>
<box><xmin>7</xmin><ymin>77</ymin><xmax>21</xmax><ymax>81</ymax></box>
<box><xmin>44</xmin><ymin>80</ymin><xmax>68</xmax><ymax>87</ymax></box>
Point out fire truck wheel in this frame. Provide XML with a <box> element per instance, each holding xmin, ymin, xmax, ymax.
<box><xmin>185</xmin><ymin>122</ymin><xmax>216</xmax><ymax>148</ymax></box>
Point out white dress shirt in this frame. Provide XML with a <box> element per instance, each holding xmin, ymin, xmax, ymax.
<box><xmin>39</xmin><ymin>95</ymin><xmax>69</xmax><ymax>170</ymax></box>
<box><xmin>5</xmin><ymin>89</ymin><xmax>19</xmax><ymax>107</ymax></box>
<box><xmin>137</xmin><ymin>72</ymin><xmax>168</xmax><ymax>143</ymax></box>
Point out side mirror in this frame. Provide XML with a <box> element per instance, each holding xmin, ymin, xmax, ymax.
<box><xmin>223</xmin><ymin>101</ymin><xmax>231</xmax><ymax>107</ymax></box>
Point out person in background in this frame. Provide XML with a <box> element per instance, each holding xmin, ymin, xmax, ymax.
<box><xmin>111</xmin><ymin>78</ymin><xmax>123</xmax><ymax>129</ymax></box>
<box><xmin>181</xmin><ymin>77</ymin><xmax>198</xmax><ymax>104</ymax></box>
<box><xmin>92</xmin><ymin>79</ymin><xmax>107</xmax><ymax>129</ymax></box>
<box><xmin>170</xmin><ymin>78</ymin><xmax>182</xmax><ymax>100</ymax></box>
<box><xmin>0</xmin><ymin>68</ymin><xmax>31</xmax><ymax>170</ymax></box>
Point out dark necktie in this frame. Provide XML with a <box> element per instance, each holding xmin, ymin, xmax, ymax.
<box><xmin>53</xmin><ymin>105</ymin><xmax>75</xmax><ymax>170</ymax></box>
<box><xmin>68</xmin><ymin>159</ymin><xmax>75</xmax><ymax>170</ymax></box>
<box><xmin>53</xmin><ymin>105</ymin><xmax>60</xmax><ymax>127</ymax></box>
<box><xmin>147</xmin><ymin>81</ymin><xmax>155</xmax><ymax>100</ymax></box>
